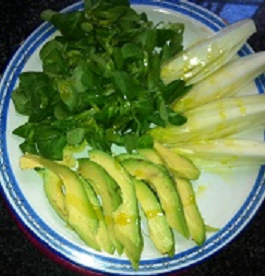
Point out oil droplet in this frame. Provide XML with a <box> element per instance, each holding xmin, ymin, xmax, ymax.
<box><xmin>146</xmin><ymin>210</ymin><xmax>163</xmax><ymax>219</ymax></box>
<box><xmin>115</xmin><ymin>213</ymin><xmax>138</xmax><ymax>225</ymax></box>
<box><xmin>134</xmin><ymin>169</ymin><xmax>145</xmax><ymax>178</ymax></box>
<box><xmin>237</xmin><ymin>99</ymin><xmax>247</xmax><ymax>116</ymax></box>
<box><xmin>183</xmin><ymin>195</ymin><xmax>195</xmax><ymax>207</ymax></box>
<box><xmin>190</xmin><ymin>57</ymin><xmax>200</xmax><ymax>66</ymax></box>
<box><xmin>196</xmin><ymin>185</ymin><xmax>207</xmax><ymax>197</ymax></box>
<box><xmin>218</xmin><ymin>102</ymin><xmax>227</xmax><ymax>119</ymax></box>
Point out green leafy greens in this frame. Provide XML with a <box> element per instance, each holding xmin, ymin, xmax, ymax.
<box><xmin>12</xmin><ymin>0</ymin><xmax>190</xmax><ymax>159</ymax></box>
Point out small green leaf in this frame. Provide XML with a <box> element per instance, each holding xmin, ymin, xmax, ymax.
<box><xmin>84</xmin><ymin>0</ymin><xmax>97</xmax><ymax>11</ymax></box>
<box><xmin>40</xmin><ymin>40</ymin><xmax>65</xmax><ymax>61</ymax></box>
<box><xmin>89</xmin><ymin>53</ymin><xmax>107</xmax><ymax>75</ymax></box>
<box><xmin>81</xmin><ymin>68</ymin><xmax>100</xmax><ymax>89</ymax></box>
<box><xmin>12</xmin><ymin>123</ymin><xmax>35</xmax><ymax>139</ymax></box>
<box><xmin>121</xmin><ymin>43</ymin><xmax>144</xmax><ymax>61</ymax></box>
<box><xmin>133</xmin><ymin>29</ymin><xmax>157</xmax><ymax>52</ymax></box>
<box><xmin>67</xmin><ymin>128</ymin><xmax>85</xmax><ymax>145</ymax></box>
<box><xmin>81</xmin><ymin>22</ymin><xmax>94</xmax><ymax>32</ymax></box>
<box><xmin>41</xmin><ymin>48</ymin><xmax>69</xmax><ymax>76</ymax></box>
<box><xmin>49</xmin><ymin>11</ymin><xmax>86</xmax><ymax>39</ymax></box>
<box><xmin>132</xmin><ymin>99</ymin><xmax>154</xmax><ymax>119</ymax></box>
<box><xmin>12</xmin><ymin>72</ymin><xmax>56</xmax><ymax>121</ymax></box>
<box><xmin>19</xmin><ymin>140</ymin><xmax>38</xmax><ymax>155</ymax></box>
<box><xmin>112</xmin><ymin>71</ymin><xmax>132</xmax><ymax>99</ymax></box>
<box><xmin>147</xmin><ymin>52</ymin><xmax>161</xmax><ymax>90</ymax></box>
<box><xmin>71</xmin><ymin>61</ymin><xmax>90</xmax><ymax>93</ymax></box>
<box><xmin>106</xmin><ymin>129</ymin><xmax>124</xmax><ymax>145</ymax></box>
<box><xmin>34</xmin><ymin>126</ymin><xmax>67</xmax><ymax>160</ymax></box>
<box><xmin>161</xmin><ymin>23</ymin><xmax>184</xmax><ymax>62</ymax></box>
<box><xmin>56</xmin><ymin>78</ymin><xmax>78</xmax><ymax>109</ymax></box>
<box><xmin>161</xmin><ymin>79</ymin><xmax>185</xmax><ymax>104</ymax></box>
<box><xmin>158</xmin><ymin>97</ymin><xmax>168</xmax><ymax>123</ymax></box>
<box><xmin>156</xmin><ymin>29</ymin><xmax>177</xmax><ymax>47</ymax></box>
<box><xmin>168</xmin><ymin>109</ymin><xmax>187</xmax><ymax>126</ymax></box>
<box><xmin>137</xmin><ymin>134</ymin><xmax>154</xmax><ymax>149</ymax></box>
<box><xmin>94</xmin><ymin>102</ymin><xmax>120</xmax><ymax>128</ymax></box>
<box><xmin>121</xmin><ymin>8</ymin><xmax>140</xmax><ymax>21</ymax></box>
<box><xmin>41</xmin><ymin>9</ymin><xmax>57</xmax><ymax>22</ymax></box>
<box><xmin>113</xmin><ymin>48</ymin><xmax>124</xmax><ymax>69</ymax></box>
<box><xmin>54</xmin><ymin>103</ymin><xmax>69</xmax><ymax>120</ymax></box>
<box><xmin>85</xmin><ymin>126</ymin><xmax>111</xmax><ymax>153</ymax></box>
<box><xmin>124</xmin><ymin>133</ymin><xmax>137</xmax><ymax>153</ymax></box>
<box><xmin>147</xmin><ymin>112</ymin><xmax>166</xmax><ymax>127</ymax></box>
<box><xmin>95</xmin><ymin>6</ymin><xmax>128</xmax><ymax>21</ymax></box>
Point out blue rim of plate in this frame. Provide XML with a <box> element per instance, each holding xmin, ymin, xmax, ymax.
<box><xmin>1</xmin><ymin>0</ymin><xmax>265</xmax><ymax>275</ymax></box>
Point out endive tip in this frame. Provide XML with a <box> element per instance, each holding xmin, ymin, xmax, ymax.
<box><xmin>161</xmin><ymin>18</ymin><xmax>257</xmax><ymax>85</ymax></box>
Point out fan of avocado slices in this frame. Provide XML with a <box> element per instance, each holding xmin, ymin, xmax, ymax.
<box><xmin>20</xmin><ymin>147</ymin><xmax>209</xmax><ymax>270</ymax></box>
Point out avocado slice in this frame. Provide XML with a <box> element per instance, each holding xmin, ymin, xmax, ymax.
<box><xmin>137</xmin><ymin>149</ymin><xmax>164</xmax><ymax>165</ymax></box>
<box><xmin>77</xmin><ymin>158</ymin><xmax>123</xmax><ymax>255</ymax></box>
<box><xmin>137</xmin><ymin>147</ymin><xmax>206</xmax><ymax>245</ymax></box>
<box><xmin>41</xmin><ymin>169</ymin><xmax>68</xmax><ymax>221</ymax></box>
<box><xmin>89</xmin><ymin>150</ymin><xmax>143</xmax><ymax>270</ymax></box>
<box><xmin>134</xmin><ymin>179</ymin><xmax>175</xmax><ymax>256</ymax></box>
<box><xmin>20</xmin><ymin>154</ymin><xmax>101</xmax><ymax>252</ymax></box>
<box><xmin>122</xmin><ymin>158</ymin><xmax>189</xmax><ymax>238</ymax></box>
<box><xmin>80</xmin><ymin>177</ymin><xmax>115</xmax><ymax>254</ymax></box>
<box><xmin>175</xmin><ymin>177</ymin><xmax>206</xmax><ymax>246</ymax></box>
<box><xmin>154</xmin><ymin>141</ymin><xmax>200</xmax><ymax>180</ymax></box>
<box><xmin>115</xmin><ymin>153</ymin><xmax>145</xmax><ymax>162</ymax></box>
<box><xmin>205</xmin><ymin>224</ymin><xmax>220</xmax><ymax>232</ymax></box>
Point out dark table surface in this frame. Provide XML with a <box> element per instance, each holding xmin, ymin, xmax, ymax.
<box><xmin>1</xmin><ymin>1</ymin><xmax>265</xmax><ymax>275</ymax></box>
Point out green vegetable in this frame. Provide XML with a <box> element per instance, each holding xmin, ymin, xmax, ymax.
<box><xmin>89</xmin><ymin>149</ymin><xmax>143</xmax><ymax>270</ymax></box>
<box><xmin>77</xmin><ymin>158</ymin><xmax>124</xmax><ymax>255</ymax></box>
<box><xmin>172</xmin><ymin>52</ymin><xmax>265</xmax><ymax>112</ymax></box>
<box><xmin>134</xmin><ymin>179</ymin><xmax>175</xmax><ymax>256</ymax></box>
<box><xmin>41</xmin><ymin>169</ymin><xmax>68</xmax><ymax>221</ymax></box>
<box><xmin>154</xmin><ymin>141</ymin><xmax>200</xmax><ymax>180</ymax></box>
<box><xmin>122</xmin><ymin>158</ymin><xmax>189</xmax><ymax>238</ymax></box>
<box><xmin>150</xmin><ymin>93</ymin><xmax>265</xmax><ymax>144</ymax></box>
<box><xmin>170</xmin><ymin>139</ymin><xmax>265</xmax><ymax>168</ymax></box>
<box><xmin>205</xmin><ymin>224</ymin><xmax>220</xmax><ymax>232</ymax></box>
<box><xmin>80</xmin><ymin>177</ymin><xmax>115</xmax><ymax>254</ymax></box>
<box><xmin>135</xmin><ymin>148</ymin><xmax>205</xmax><ymax>245</ymax></box>
<box><xmin>12</xmin><ymin>0</ymin><xmax>188</xmax><ymax>160</ymax></box>
<box><xmin>20</xmin><ymin>154</ymin><xmax>101</xmax><ymax>252</ymax></box>
<box><xmin>174</xmin><ymin>178</ymin><xmax>206</xmax><ymax>246</ymax></box>
<box><xmin>161</xmin><ymin>19</ymin><xmax>256</xmax><ymax>85</ymax></box>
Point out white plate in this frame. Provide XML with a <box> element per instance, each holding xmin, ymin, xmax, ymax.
<box><xmin>1</xmin><ymin>1</ymin><xmax>265</xmax><ymax>275</ymax></box>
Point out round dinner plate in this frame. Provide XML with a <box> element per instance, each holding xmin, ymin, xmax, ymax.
<box><xmin>1</xmin><ymin>0</ymin><xmax>265</xmax><ymax>275</ymax></box>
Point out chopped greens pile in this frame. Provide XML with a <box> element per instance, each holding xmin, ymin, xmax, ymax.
<box><xmin>12</xmin><ymin>0</ymin><xmax>190</xmax><ymax>160</ymax></box>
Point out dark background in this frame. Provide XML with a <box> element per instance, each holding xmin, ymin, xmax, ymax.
<box><xmin>1</xmin><ymin>1</ymin><xmax>265</xmax><ymax>275</ymax></box>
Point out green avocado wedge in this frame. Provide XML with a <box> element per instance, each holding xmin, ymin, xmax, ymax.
<box><xmin>122</xmin><ymin>158</ymin><xmax>189</xmax><ymax>238</ymax></box>
<box><xmin>115</xmin><ymin>153</ymin><xmax>146</xmax><ymax>162</ymax></box>
<box><xmin>138</xmin><ymin>146</ymin><xmax>206</xmax><ymax>246</ymax></box>
<box><xmin>89</xmin><ymin>150</ymin><xmax>143</xmax><ymax>270</ymax></box>
<box><xmin>77</xmin><ymin>158</ymin><xmax>124</xmax><ymax>255</ymax></box>
<box><xmin>154</xmin><ymin>141</ymin><xmax>200</xmax><ymax>180</ymax></box>
<box><xmin>80</xmin><ymin>177</ymin><xmax>115</xmax><ymax>254</ymax></box>
<box><xmin>134</xmin><ymin>179</ymin><xmax>175</xmax><ymax>256</ymax></box>
<box><xmin>137</xmin><ymin>149</ymin><xmax>164</xmax><ymax>166</ymax></box>
<box><xmin>175</xmin><ymin>178</ymin><xmax>206</xmax><ymax>246</ymax></box>
<box><xmin>20</xmin><ymin>154</ymin><xmax>101</xmax><ymax>252</ymax></box>
<box><xmin>41</xmin><ymin>169</ymin><xmax>68</xmax><ymax>222</ymax></box>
